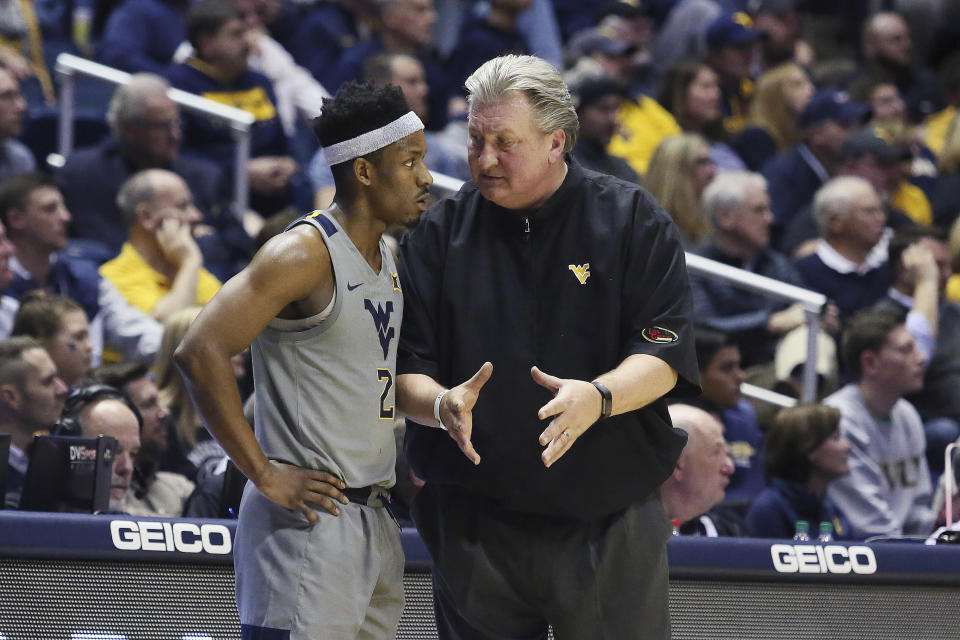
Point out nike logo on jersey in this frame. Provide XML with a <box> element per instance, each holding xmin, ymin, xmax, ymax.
<box><xmin>568</xmin><ymin>263</ymin><xmax>590</xmax><ymax>285</ymax></box>
<box><xmin>347</xmin><ymin>282</ymin><xmax>363</xmax><ymax>291</ymax></box>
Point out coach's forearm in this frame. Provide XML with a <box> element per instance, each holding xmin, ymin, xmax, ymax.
<box><xmin>396</xmin><ymin>372</ymin><xmax>445</xmax><ymax>428</ymax></box>
<box><xmin>593</xmin><ymin>353</ymin><xmax>678</xmax><ymax>416</ymax></box>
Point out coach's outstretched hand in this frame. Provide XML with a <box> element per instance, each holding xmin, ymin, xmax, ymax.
<box><xmin>438</xmin><ymin>361</ymin><xmax>493</xmax><ymax>466</ymax></box>
<box><xmin>256</xmin><ymin>460</ymin><xmax>348</xmax><ymax>523</ymax></box>
<box><xmin>532</xmin><ymin>366</ymin><xmax>604</xmax><ymax>468</ymax></box>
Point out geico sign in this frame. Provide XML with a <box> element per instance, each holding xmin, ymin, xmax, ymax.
<box><xmin>770</xmin><ymin>544</ymin><xmax>877</xmax><ymax>574</ymax></box>
<box><xmin>110</xmin><ymin>520</ymin><xmax>232</xmax><ymax>554</ymax></box>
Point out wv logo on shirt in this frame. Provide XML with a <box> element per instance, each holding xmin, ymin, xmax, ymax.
<box><xmin>568</xmin><ymin>263</ymin><xmax>590</xmax><ymax>285</ymax></box>
<box><xmin>365</xmin><ymin>300</ymin><xmax>395</xmax><ymax>359</ymax></box>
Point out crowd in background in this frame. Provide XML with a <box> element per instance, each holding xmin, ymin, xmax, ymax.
<box><xmin>1</xmin><ymin>0</ymin><xmax>960</xmax><ymax>540</ymax></box>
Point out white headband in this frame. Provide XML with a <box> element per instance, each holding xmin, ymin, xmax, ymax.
<box><xmin>323</xmin><ymin>111</ymin><xmax>424</xmax><ymax>166</ymax></box>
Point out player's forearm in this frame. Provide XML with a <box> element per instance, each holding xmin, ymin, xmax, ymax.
<box><xmin>396</xmin><ymin>372</ymin><xmax>445</xmax><ymax>428</ymax></box>
<box><xmin>593</xmin><ymin>353</ymin><xmax>678</xmax><ymax>416</ymax></box>
<box><xmin>174</xmin><ymin>339</ymin><xmax>270</xmax><ymax>483</ymax></box>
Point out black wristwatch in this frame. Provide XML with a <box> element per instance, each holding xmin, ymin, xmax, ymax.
<box><xmin>591</xmin><ymin>381</ymin><xmax>612</xmax><ymax>419</ymax></box>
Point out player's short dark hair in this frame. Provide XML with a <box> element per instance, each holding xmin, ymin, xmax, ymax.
<box><xmin>841</xmin><ymin>309</ymin><xmax>903</xmax><ymax>380</ymax></box>
<box><xmin>187</xmin><ymin>0</ymin><xmax>243</xmax><ymax>51</ymax></box>
<box><xmin>313</xmin><ymin>81</ymin><xmax>410</xmax><ymax>149</ymax></box>
<box><xmin>312</xmin><ymin>81</ymin><xmax>412</xmax><ymax>188</ymax></box>
<box><xmin>0</xmin><ymin>172</ymin><xmax>56</xmax><ymax>226</ymax></box>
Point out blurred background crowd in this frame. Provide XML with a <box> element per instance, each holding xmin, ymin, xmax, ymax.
<box><xmin>1</xmin><ymin>0</ymin><xmax>960</xmax><ymax>542</ymax></box>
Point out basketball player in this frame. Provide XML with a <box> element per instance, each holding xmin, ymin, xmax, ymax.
<box><xmin>175</xmin><ymin>82</ymin><xmax>432</xmax><ymax>639</ymax></box>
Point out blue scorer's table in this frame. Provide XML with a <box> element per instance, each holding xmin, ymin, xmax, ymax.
<box><xmin>1</xmin><ymin>511</ymin><xmax>959</xmax><ymax>639</ymax></box>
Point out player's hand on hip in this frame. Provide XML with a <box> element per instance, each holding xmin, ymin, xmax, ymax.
<box><xmin>256</xmin><ymin>460</ymin><xmax>347</xmax><ymax>524</ymax></box>
<box><xmin>440</xmin><ymin>361</ymin><xmax>493</xmax><ymax>466</ymax></box>
<box><xmin>532</xmin><ymin>366</ymin><xmax>603</xmax><ymax>468</ymax></box>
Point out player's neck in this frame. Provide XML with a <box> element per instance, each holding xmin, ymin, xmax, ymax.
<box><xmin>328</xmin><ymin>202</ymin><xmax>387</xmax><ymax>271</ymax></box>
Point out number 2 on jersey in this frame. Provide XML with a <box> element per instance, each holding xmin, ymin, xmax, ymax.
<box><xmin>377</xmin><ymin>368</ymin><xmax>395</xmax><ymax>420</ymax></box>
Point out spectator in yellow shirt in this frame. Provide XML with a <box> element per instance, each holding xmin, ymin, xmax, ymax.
<box><xmin>100</xmin><ymin>170</ymin><xmax>221</xmax><ymax>321</ymax></box>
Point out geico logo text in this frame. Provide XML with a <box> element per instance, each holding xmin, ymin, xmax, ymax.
<box><xmin>770</xmin><ymin>544</ymin><xmax>877</xmax><ymax>574</ymax></box>
<box><xmin>110</xmin><ymin>520</ymin><xmax>232</xmax><ymax>554</ymax></box>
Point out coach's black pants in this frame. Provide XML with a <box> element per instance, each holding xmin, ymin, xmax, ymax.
<box><xmin>411</xmin><ymin>483</ymin><xmax>673</xmax><ymax>640</ymax></box>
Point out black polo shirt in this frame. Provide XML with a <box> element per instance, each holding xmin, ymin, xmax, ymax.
<box><xmin>398</xmin><ymin>161</ymin><xmax>700</xmax><ymax>520</ymax></box>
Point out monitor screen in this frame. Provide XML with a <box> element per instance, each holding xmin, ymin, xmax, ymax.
<box><xmin>19</xmin><ymin>435</ymin><xmax>116</xmax><ymax>513</ymax></box>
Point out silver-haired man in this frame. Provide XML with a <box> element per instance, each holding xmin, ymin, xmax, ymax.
<box><xmin>396</xmin><ymin>54</ymin><xmax>700</xmax><ymax>639</ymax></box>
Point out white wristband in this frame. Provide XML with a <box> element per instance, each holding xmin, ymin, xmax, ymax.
<box><xmin>434</xmin><ymin>389</ymin><xmax>449</xmax><ymax>431</ymax></box>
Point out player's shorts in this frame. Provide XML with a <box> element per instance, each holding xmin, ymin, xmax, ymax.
<box><xmin>235</xmin><ymin>483</ymin><xmax>404</xmax><ymax>640</ymax></box>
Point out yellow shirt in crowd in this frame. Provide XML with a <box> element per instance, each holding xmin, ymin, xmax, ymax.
<box><xmin>608</xmin><ymin>96</ymin><xmax>682</xmax><ymax>177</ymax></box>
<box><xmin>924</xmin><ymin>105</ymin><xmax>956</xmax><ymax>157</ymax></box>
<box><xmin>892</xmin><ymin>181</ymin><xmax>933</xmax><ymax>226</ymax></box>
<box><xmin>99</xmin><ymin>243</ymin><xmax>221</xmax><ymax>315</ymax></box>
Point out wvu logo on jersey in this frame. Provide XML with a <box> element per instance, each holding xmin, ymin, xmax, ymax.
<box><xmin>365</xmin><ymin>300</ymin><xmax>395</xmax><ymax>359</ymax></box>
<box><xmin>568</xmin><ymin>263</ymin><xmax>590</xmax><ymax>285</ymax></box>
<box><xmin>391</xmin><ymin>273</ymin><xmax>401</xmax><ymax>292</ymax></box>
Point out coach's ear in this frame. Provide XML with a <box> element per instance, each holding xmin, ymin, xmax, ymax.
<box><xmin>546</xmin><ymin>129</ymin><xmax>566</xmax><ymax>165</ymax></box>
<box><xmin>353</xmin><ymin>157</ymin><xmax>374</xmax><ymax>186</ymax></box>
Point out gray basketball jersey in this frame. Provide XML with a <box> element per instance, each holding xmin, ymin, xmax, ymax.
<box><xmin>251</xmin><ymin>210</ymin><xmax>402</xmax><ymax>488</ymax></box>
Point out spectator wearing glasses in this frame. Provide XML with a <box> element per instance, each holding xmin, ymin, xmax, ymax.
<box><xmin>85</xmin><ymin>362</ymin><xmax>193</xmax><ymax>517</ymax></box>
<box><xmin>56</xmin><ymin>74</ymin><xmax>248</xmax><ymax>281</ymax></box>
<box><xmin>689</xmin><ymin>172</ymin><xmax>835</xmax><ymax>369</ymax></box>
<box><xmin>99</xmin><ymin>170</ymin><xmax>221</xmax><ymax>322</ymax></box>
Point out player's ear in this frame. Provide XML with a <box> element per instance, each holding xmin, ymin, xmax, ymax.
<box><xmin>353</xmin><ymin>157</ymin><xmax>374</xmax><ymax>186</ymax></box>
